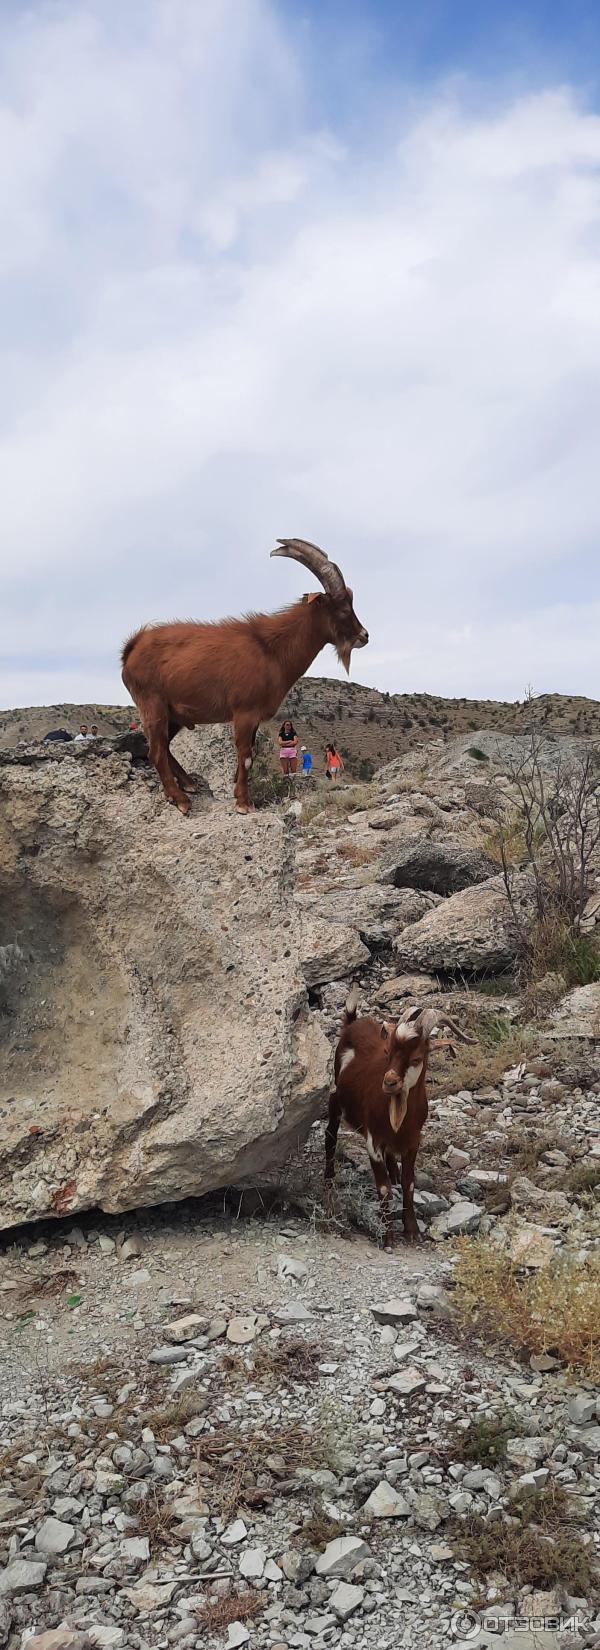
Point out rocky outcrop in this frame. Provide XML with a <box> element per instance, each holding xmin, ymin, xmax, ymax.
<box><xmin>394</xmin><ymin>873</ymin><xmax>532</xmax><ymax>976</ymax></box>
<box><xmin>544</xmin><ymin>983</ymin><xmax>600</xmax><ymax>1040</ymax></box>
<box><xmin>295</xmin><ymin>884</ymin><xmax>437</xmax><ymax>949</ymax></box>
<box><xmin>378</xmin><ymin>833</ymin><xmax>495</xmax><ymax>896</ymax></box>
<box><xmin>0</xmin><ymin>741</ymin><xmax>330</xmax><ymax>1231</ymax></box>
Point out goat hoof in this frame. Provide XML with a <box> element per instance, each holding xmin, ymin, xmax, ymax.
<box><xmin>171</xmin><ymin>797</ymin><xmax>191</xmax><ymax>816</ymax></box>
<box><xmin>183</xmin><ymin>773</ymin><xmax>201</xmax><ymax>792</ymax></box>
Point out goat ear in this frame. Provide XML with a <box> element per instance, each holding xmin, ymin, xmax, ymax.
<box><xmin>302</xmin><ymin>591</ymin><xmax>321</xmax><ymax>604</ymax></box>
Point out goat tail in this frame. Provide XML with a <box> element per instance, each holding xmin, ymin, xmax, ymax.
<box><xmin>121</xmin><ymin>631</ymin><xmax>140</xmax><ymax>673</ymax></box>
<box><xmin>344</xmin><ymin>983</ymin><xmax>359</xmax><ymax>1024</ymax></box>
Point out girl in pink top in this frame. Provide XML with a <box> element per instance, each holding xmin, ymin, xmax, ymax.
<box><xmin>278</xmin><ymin>720</ymin><xmax>298</xmax><ymax>774</ymax></box>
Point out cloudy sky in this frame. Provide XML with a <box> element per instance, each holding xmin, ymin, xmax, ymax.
<box><xmin>2</xmin><ymin>0</ymin><xmax>600</xmax><ymax>709</ymax></box>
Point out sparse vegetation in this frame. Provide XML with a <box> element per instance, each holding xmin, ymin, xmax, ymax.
<box><xmin>488</xmin><ymin>717</ymin><xmax>600</xmax><ymax>985</ymax></box>
<box><xmin>454</xmin><ymin>1242</ymin><xmax>600</xmax><ymax>1377</ymax></box>
<box><xmin>445</xmin><ymin>1410</ymin><xmax>522</xmax><ymax>1467</ymax></box>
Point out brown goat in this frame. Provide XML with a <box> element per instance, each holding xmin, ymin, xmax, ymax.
<box><xmin>121</xmin><ymin>539</ymin><xmax>368</xmax><ymax>814</ymax></box>
<box><xmin>325</xmin><ymin>988</ymin><xmax>474</xmax><ymax>1245</ymax></box>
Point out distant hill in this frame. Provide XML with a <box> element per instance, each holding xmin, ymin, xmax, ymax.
<box><xmin>2</xmin><ymin>681</ymin><xmax>600</xmax><ymax>779</ymax></box>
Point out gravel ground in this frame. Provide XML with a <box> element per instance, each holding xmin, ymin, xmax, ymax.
<box><xmin>1</xmin><ymin>1092</ymin><xmax>599</xmax><ymax>1650</ymax></box>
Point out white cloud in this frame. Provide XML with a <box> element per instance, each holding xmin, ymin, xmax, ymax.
<box><xmin>1</xmin><ymin>2</ymin><xmax>600</xmax><ymax>708</ymax></box>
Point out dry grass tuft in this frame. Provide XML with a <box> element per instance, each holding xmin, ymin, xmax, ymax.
<box><xmin>299</xmin><ymin>1505</ymin><xmax>342</xmax><ymax>1549</ymax></box>
<box><xmin>135</xmin><ymin>1486</ymin><xmax>176</xmax><ymax>1553</ymax></box>
<box><xmin>249</xmin><ymin>1337</ymin><xmax>321</xmax><ymax>1385</ymax></box>
<box><xmin>194</xmin><ymin>1414</ymin><xmax>338</xmax><ymax>1520</ymax></box>
<box><xmin>454</xmin><ymin>1241</ymin><xmax>600</xmax><ymax>1378</ymax></box>
<box><xmin>145</xmin><ymin>1391</ymin><xmax>206</xmax><ymax>1440</ymax></box>
<box><xmin>194</xmin><ymin>1591</ymin><xmax>264</xmax><ymax>1632</ymax></box>
<box><xmin>429</xmin><ymin>1023</ymin><xmax>531</xmax><ymax>1100</ymax></box>
<box><xmin>335</xmin><ymin>839</ymin><xmax>378</xmax><ymax>866</ymax></box>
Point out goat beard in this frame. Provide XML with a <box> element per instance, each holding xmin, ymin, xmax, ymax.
<box><xmin>336</xmin><ymin>641</ymin><xmax>353</xmax><ymax>674</ymax></box>
<box><xmin>388</xmin><ymin>1093</ymin><xmax>408</xmax><ymax>1132</ymax></box>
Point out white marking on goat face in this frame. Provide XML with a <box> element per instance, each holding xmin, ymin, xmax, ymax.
<box><xmin>244</xmin><ymin>756</ymin><xmax>253</xmax><ymax>769</ymax></box>
<box><xmin>401</xmin><ymin>1061</ymin><xmax>423</xmax><ymax>1097</ymax></box>
<box><xmin>366</xmin><ymin>1130</ymin><xmax>384</xmax><ymax>1163</ymax></box>
<box><xmin>339</xmin><ymin>1048</ymin><xmax>355</xmax><ymax>1075</ymax></box>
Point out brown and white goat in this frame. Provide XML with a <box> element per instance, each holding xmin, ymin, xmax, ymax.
<box><xmin>325</xmin><ymin>988</ymin><xmax>474</xmax><ymax>1245</ymax></box>
<box><xmin>121</xmin><ymin>539</ymin><xmax>368</xmax><ymax>815</ymax></box>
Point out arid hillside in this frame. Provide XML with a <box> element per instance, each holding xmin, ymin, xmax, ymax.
<box><xmin>3</xmin><ymin>679</ymin><xmax>600</xmax><ymax>779</ymax></box>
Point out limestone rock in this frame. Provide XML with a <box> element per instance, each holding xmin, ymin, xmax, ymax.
<box><xmin>0</xmin><ymin>745</ymin><xmax>331</xmax><ymax>1230</ymax></box>
<box><xmin>297</xmin><ymin>912</ymin><xmax>369</xmax><ymax>986</ymax></box>
<box><xmin>314</xmin><ymin>1536</ymin><xmax>371</xmax><ymax>1578</ymax></box>
<box><xmin>508</xmin><ymin>1226</ymin><xmax>556</xmax><ymax>1269</ymax></box>
<box><xmin>362</xmin><ymin>1480</ymin><xmax>410</xmax><ymax>1518</ymax></box>
<box><xmin>330</xmin><ymin>1581</ymin><xmax>364</xmax><ymax>1619</ymax></box>
<box><xmin>430</xmin><ymin>1200</ymin><xmax>483</xmax><ymax>1238</ymax></box>
<box><xmin>0</xmin><ymin>1560</ymin><xmax>47</xmax><ymax>1594</ymax></box>
<box><xmin>372</xmin><ymin>1298</ymin><xmax>417</xmax><ymax>1325</ymax></box>
<box><xmin>545</xmin><ymin>982</ymin><xmax>600</xmax><ymax>1040</ymax></box>
<box><xmin>34</xmin><ymin>1517</ymin><xmax>76</xmax><ymax>1555</ymax></box>
<box><xmin>394</xmin><ymin>873</ymin><xmax>533</xmax><ymax>975</ymax></box>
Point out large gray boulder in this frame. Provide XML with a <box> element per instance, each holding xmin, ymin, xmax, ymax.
<box><xmin>378</xmin><ymin>832</ymin><xmax>495</xmax><ymax>895</ymax></box>
<box><xmin>0</xmin><ymin>742</ymin><xmax>330</xmax><ymax>1232</ymax></box>
<box><xmin>394</xmin><ymin>873</ymin><xmax>531</xmax><ymax>976</ymax></box>
<box><xmin>295</xmin><ymin>884</ymin><xmax>437</xmax><ymax>949</ymax></box>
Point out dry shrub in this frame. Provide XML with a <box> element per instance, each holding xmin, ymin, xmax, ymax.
<box><xmin>454</xmin><ymin>1241</ymin><xmax>600</xmax><ymax>1378</ymax></box>
<box><xmin>195</xmin><ymin>1592</ymin><xmax>264</xmax><ymax>1632</ymax></box>
<box><xmin>451</xmin><ymin>1511</ymin><xmax>597</xmax><ymax>1596</ymax></box>
<box><xmin>444</xmin><ymin>1411</ymin><xmax>522</xmax><ymax>1468</ymax></box>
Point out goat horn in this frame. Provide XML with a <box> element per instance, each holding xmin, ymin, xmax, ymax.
<box><xmin>413</xmin><ymin>1007</ymin><xmax>476</xmax><ymax>1045</ymax></box>
<box><xmin>270</xmin><ymin>538</ymin><xmax>346</xmax><ymax>598</ymax></box>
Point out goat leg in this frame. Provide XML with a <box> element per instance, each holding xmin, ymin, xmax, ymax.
<box><xmin>167</xmin><ymin>722</ymin><xmax>202</xmax><ymax>793</ymax></box>
<box><xmin>368</xmin><ymin>1152</ymin><xmax>395</xmax><ymax>1248</ymax></box>
<box><xmin>233</xmin><ymin>714</ymin><xmax>258</xmax><ymax>812</ymax></box>
<box><xmin>324</xmin><ymin>1092</ymin><xmax>342</xmax><ymax>1198</ymax></box>
<box><xmin>140</xmin><ymin>697</ymin><xmax>191</xmax><ymax>814</ymax></box>
<box><xmin>400</xmin><ymin>1143</ymin><xmax>420</xmax><ymax>1242</ymax></box>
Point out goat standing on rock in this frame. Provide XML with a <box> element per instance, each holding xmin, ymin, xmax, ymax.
<box><xmin>121</xmin><ymin>540</ymin><xmax>368</xmax><ymax>815</ymax></box>
<box><xmin>326</xmin><ymin>988</ymin><xmax>474</xmax><ymax>1245</ymax></box>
